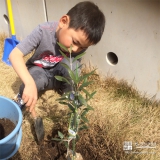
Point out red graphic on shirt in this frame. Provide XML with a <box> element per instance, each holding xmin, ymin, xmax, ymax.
<box><xmin>33</xmin><ymin>51</ymin><xmax>64</xmax><ymax>68</ymax></box>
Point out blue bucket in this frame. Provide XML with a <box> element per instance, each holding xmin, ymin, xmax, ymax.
<box><xmin>0</xmin><ymin>96</ymin><xmax>23</xmax><ymax>160</ymax></box>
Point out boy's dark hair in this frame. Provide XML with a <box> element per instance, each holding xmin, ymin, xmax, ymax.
<box><xmin>67</xmin><ymin>1</ymin><xmax>105</xmax><ymax>45</ymax></box>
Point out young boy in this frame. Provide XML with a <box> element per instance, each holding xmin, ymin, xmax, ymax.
<box><xmin>9</xmin><ymin>1</ymin><xmax>105</xmax><ymax>140</ymax></box>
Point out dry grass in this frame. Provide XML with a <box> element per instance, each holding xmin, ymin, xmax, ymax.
<box><xmin>0</xmin><ymin>33</ymin><xmax>160</xmax><ymax>160</ymax></box>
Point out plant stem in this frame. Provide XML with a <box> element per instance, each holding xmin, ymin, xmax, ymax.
<box><xmin>69</xmin><ymin>48</ymin><xmax>72</xmax><ymax>71</ymax></box>
<box><xmin>72</xmin><ymin>138</ymin><xmax>76</xmax><ymax>159</ymax></box>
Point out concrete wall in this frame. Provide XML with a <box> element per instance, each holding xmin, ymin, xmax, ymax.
<box><xmin>0</xmin><ymin>0</ymin><xmax>160</xmax><ymax>99</ymax></box>
<box><xmin>0</xmin><ymin>0</ymin><xmax>46</xmax><ymax>39</ymax></box>
<box><xmin>0</xmin><ymin>0</ymin><xmax>9</xmax><ymax>34</ymax></box>
<box><xmin>83</xmin><ymin>0</ymin><xmax>160</xmax><ymax>99</ymax></box>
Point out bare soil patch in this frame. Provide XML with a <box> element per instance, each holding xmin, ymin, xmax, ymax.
<box><xmin>0</xmin><ymin>118</ymin><xmax>15</xmax><ymax>140</ymax></box>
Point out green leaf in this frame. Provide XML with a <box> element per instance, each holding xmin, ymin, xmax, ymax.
<box><xmin>74</xmin><ymin>63</ymin><xmax>83</xmax><ymax>71</ymax></box>
<box><xmin>59</xmin><ymin>101</ymin><xmax>75</xmax><ymax>112</ymax></box>
<box><xmin>52</xmin><ymin>138</ymin><xmax>62</xmax><ymax>141</ymax></box>
<box><xmin>76</xmin><ymin>134</ymin><xmax>80</xmax><ymax>141</ymax></box>
<box><xmin>57</xmin><ymin>42</ymin><xmax>68</xmax><ymax>52</ymax></box>
<box><xmin>56</xmin><ymin>97</ymin><xmax>68</xmax><ymax>101</ymax></box>
<box><xmin>67</xmin><ymin>111</ymin><xmax>73</xmax><ymax>116</ymax></box>
<box><xmin>82</xmin><ymin>88</ymin><xmax>91</xmax><ymax>97</ymax></box>
<box><xmin>62</xmin><ymin>92</ymin><xmax>70</xmax><ymax>98</ymax></box>
<box><xmin>78</xmin><ymin>69</ymin><xmax>96</xmax><ymax>83</ymax></box>
<box><xmin>79</xmin><ymin>81</ymin><xmax>93</xmax><ymax>91</ymax></box>
<box><xmin>75</xmin><ymin>63</ymin><xmax>79</xmax><ymax>82</ymax></box>
<box><xmin>73</xmin><ymin>52</ymin><xmax>86</xmax><ymax>63</ymax></box>
<box><xmin>81</xmin><ymin>89</ymin><xmax>96</xmax><ymax>101</ymax></box>
<box><xmin>60</xmin><ymin>62</ymin><xmax>71</xmax><ymax>70</ymax></box>
<box><xmin>81</xmin><ymin>116</ymin><xmax>89</xmax><ymax>123</ymax></box>
<box><xmin>56</xmin><ymin>92</ymin><xmax>70</xmax><ymax>101</ymax></box>
<box><xmin>58</xmin><ymin>131</ymin><xmax>64</xmax><ymax>139</ymax></box>
<box><xmin>55</xmin><ymin>75</ymin><xmax>71</xmax><ymax>84</ymax></box>
<box><xmin>71</xmin><ymin>101</ymin><xmax>79</xmax><ymax>108</ymax></box>
<box><xmin>80</xmin><ymin>108</ymin><xmax>93</xmax><ymax>119</ymax></box>
<box><xmin>79</xmin><ymin>125</ymin><xmax>88</xmax><ymax>131</ymax></box>
<box><xmin>67</xmin><ymin>103</ymin><xmax>75</xmax><ymax>112</ymax></box>
<box><xmin>63</xmin><ymin>141</ymin><xmax>69</xmax><ymax>148</ymax></box>
<box><xmin>81</xmin><ymin>110</ymin><xmax>88</xmax><ymax>117</ymax></box>
<box><xmin>88</xmin><ymin>91</ymin><xmax>96</xmax><ymax>100</ymax></box>
<box><xmin>60</xmin><ymin>63</ymin><xmax>77</xmax><ymax>83</ymax></box>
<box><xmin>59</xmin><ymin>50</ymin><xmax>69</xmax><ymax>62</ymax></box>
<box><xmin>78</xmin><ymin>94</ymin><xmax>87</xmax><ymax>106</ymax></box>
<box><xmin>87</xmin><ymin>104</ymin><xmax>94</xmax><ymax>110</ymax></box>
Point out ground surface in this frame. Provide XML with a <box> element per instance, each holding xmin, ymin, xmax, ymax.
<box><xmin>0</xmin><ymin>33</ymin><xmax>160</xmax><ymax>160</ymax></box>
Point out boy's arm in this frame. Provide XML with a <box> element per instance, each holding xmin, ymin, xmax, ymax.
<box><xmin>9</xmin><ymin>47</ymin><xmax>37</xmax><ymax>113</ymax></box>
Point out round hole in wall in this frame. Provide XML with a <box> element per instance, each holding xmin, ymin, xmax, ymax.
<box><xmin>3</xmin><ymin>14</ymin><xmax>9</xmax><ymax>24</ymax></box>
<box><xmin>106</xmin><ymin>52</ymin><xmax>118</xmax><ymax>66</ymax></box>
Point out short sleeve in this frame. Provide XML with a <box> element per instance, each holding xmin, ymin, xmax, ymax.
<box><xmin>16</xmin><ymin>24</ymin><xmax>42</xmax><ymax>56</ymax></box>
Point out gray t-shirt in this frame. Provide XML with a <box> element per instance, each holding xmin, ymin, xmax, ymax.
<box><xmin>17</xmin><ymin>22</ymin><xmax>64</xmax><ymax>68</ymax></box>
<box><xmin>17</xmin><ymin>22</ymin><xmax>85</xmax><ymax>71</ymax></box>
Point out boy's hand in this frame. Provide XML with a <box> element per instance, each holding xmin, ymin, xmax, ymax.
<box><xmin>22</xmin><ymin>82</ymin><xmax>37</xmax><ymax>113</ymax></box>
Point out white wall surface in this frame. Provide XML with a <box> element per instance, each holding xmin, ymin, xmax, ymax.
<box><xmin>83</xmin><ymin>0</ymin><xmax>160</xmax><ymax>99</ymax></box>
<box><xmin>1</xmin><ymin>0</ymin><xmax>46</xmax><ymax>39</ymax></box>
<box><xmin>46</xmin><ymin>0</ymin><xmax>74</xmax><ymax>21</ymax></box>
<box><xmin>0</xmin><ymin>0</ymin><xmax>160</xmax><ymax>99</ymax></box>
<box><xmin>0</xmin><ymin>0</ymin><xmax>9</xmax><ymax>33</ymax></box>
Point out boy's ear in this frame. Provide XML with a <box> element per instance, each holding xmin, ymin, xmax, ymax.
<box><xmin>59</xmin><ymin>15</ymin><xmax>70</xmax><ymax>28</ymax></box>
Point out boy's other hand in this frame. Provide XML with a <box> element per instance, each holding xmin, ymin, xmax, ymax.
<box><xmin>22</xmin><ymin>81</ymin><xmax>37</xmax><ymax>113</ymax></box>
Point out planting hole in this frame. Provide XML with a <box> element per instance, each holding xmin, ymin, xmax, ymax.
<box><xmin>106</xmin><ymin>52</ymin><xmax>118</xmax><ymax>66</ymax></box>
<box><xmin>3</xmin><ymin>14</ymin><xmax>9</xmax><ymax>24</ymax></box>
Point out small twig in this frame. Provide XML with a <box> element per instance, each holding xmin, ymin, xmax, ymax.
<box><xmin>45</xmin><ymin>151</ymin><xmax>52</xmax><ymax>159</ymax></box>
<box><xmin>66</xmin><ymin>138</ymin><xmax>72</xmax><ymax>158</ymax></box>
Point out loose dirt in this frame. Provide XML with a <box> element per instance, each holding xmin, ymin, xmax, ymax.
<box><xmin>0</xmin><ymin>118</ymin><xmax>15</xmax><ymax>140</ymax></box>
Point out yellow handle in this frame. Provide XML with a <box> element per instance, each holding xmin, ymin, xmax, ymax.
<box><xmin>6</xmin><ymin>0</ymin><xmax>15</xmax><ymax>35</ymax></box>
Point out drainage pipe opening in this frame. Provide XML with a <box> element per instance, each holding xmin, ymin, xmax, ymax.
<box><xmin>106</xmin><ymin>52</ymin><xmax>118</xmax><ymax>66</ymax></box>
<box><xmin>3</xmin><ymin>14</ymin><xmax>9</xmax><ymax>24</ymax></box>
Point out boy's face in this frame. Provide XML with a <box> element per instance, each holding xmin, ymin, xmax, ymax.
<box><xmin>57</xmin><ymin>15</ymin><xmax>92</xmax><ymax>53</ymax></box>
